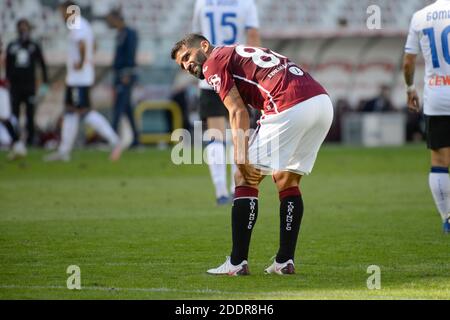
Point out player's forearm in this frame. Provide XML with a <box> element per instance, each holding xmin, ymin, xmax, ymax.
<box><xmin>403</xmin><ymin>54</ymin><xmax>417</xmax><ymax>86</ymax></box>
<box><xmin>229</xmin><ymin>108</ymin><xmax>250</xmax><ymax>165</ymax></box>
<box><xmin>79</xmin><ymin>53</ymin><xmax>85</xmax><ymax>67</ymax></box>
<box><xmin>224</xmin><ymin>86</ymin><xmax>251</xmax><ymax>164</ymax></box>
<box><xmin>78</xmin><ymin>41</ymin><xmax>86</xmax><ymax>67</ymax></box>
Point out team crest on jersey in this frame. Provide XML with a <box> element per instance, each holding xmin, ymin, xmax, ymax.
<box><xmin>208</xmin><ymin>74</ymin><xmax>221</xmax><ymax>92</ymax></box>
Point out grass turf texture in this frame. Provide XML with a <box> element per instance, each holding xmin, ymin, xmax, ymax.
<box><xmin>0</xmin><ymin>145</ymin><xmax>449</xmax><ymax>300</ymax></box>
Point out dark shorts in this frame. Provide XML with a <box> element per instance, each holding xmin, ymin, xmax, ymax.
<box><xmin>199</xmin><ymin>89</ymin><xmax>228</xmax><ymax>120</ymax></box>
<box><xmin>425</xmin><ymin>115</ymin><xmax>450</xmax><ymax>150</ymax></box>
<box><xmin>65</xmin><ymin>86</ymin><xmax>91</xmax><ymax>109</ymax></box>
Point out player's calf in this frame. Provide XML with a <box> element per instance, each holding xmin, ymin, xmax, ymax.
<box><xmin>230</xmin><ymin>186</ymin><xmax>259</xmax><ymax>266</ymax></box>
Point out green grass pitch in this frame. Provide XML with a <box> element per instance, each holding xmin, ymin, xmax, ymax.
<box><xmin>0</xmin><ymin>145</ymin><xmax>449</xmax><ymax>299</ymax></box>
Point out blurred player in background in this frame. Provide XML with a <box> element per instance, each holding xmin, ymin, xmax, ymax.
<box><xmin>0</xmin><ymin>37</ymin><xmax>26</xmax><ymax>160</ymax></box>
<box><xmin>45</xmin><ymin>1</ymin><xmax>122</xmax><ymax>162</ymax></box>
<box><xmin>172</xmin><ymin>34</ymin><xmax>333</xmax><ymax>275</ymax></box>
<box><xmin>192</xmin><ymin>0</ymin><xmax>261</xmax><ymax>205</ymax></box>
<box><xmin>404</xmin><ymin>0</ymin><xmax>450</xmax><ymax>233</ymax></box>
<box><xmin>106</xmin><ymin>9</ymin><xmax>140</xmax><ymax>148</ymax></box>
<box><xmin>6</xmin><ymin>18</ymin><xmax>49</xmax><ymax>146</ymax></box>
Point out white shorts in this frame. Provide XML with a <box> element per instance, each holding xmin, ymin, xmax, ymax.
<box><xmin>248</xmin><ymin>94</ymin><xmax>333</xmax><ymax>176</ymax></box>
<box><xmin>0</xmin><ymin>87</ymin><xmax>12</xmax><ymax>119</ymax></box>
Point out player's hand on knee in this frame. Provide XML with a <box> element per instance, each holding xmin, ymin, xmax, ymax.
<box><xmin>238</xmin><ymin>163</ymin><xmax>262</xmax><ymax>186</ymax></box>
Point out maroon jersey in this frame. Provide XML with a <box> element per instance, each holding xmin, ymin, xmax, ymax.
<box><xmin>203</xmin><ymin>45</ymin><xmax>327</xmax><ymax>115</ymax></box>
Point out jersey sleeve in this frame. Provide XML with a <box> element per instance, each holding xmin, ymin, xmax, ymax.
<box><xmin>203</xmin><ymin>51</ymin><xmax>235</xmax><ymax>101</ymax></box>
<box><xmin>245</xmin><ymin>0</ymin><xmax>260</xmax><ymax>29</ymax></box>
<box><xmin>405</xmin><ymin>13</ymin><xmax>420</xmax><ymax>54</ymax></box>
<box><xmin>192</xmin><ymin>0</ymin><xmax>202</xmax><ymax>33</ymax></box>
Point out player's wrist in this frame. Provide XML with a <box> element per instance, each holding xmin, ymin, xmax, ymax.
<box><xmin>406</xmin><ymin>84</ymin><xmax>416</xmax><ymax>93</ymax></box>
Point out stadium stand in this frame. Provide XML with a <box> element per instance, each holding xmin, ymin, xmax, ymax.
<box><xmin>0</xmin><ymin>0</ymin><xmax>436</xmax><ymax>62</ymax></box>
<box><xmin>0</xmin><ymin>0</ymin><xmax>432</xmax><ymax>140</ymax></box>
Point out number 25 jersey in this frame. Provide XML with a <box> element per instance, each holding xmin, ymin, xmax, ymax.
<box><xmin>203</xmin><ymin>45</ymin><xmax>328</xmax><ymax>115</ymax></box>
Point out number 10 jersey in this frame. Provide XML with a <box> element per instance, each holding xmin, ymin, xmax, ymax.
<box><xmin>203</xmin><ymin>45</ymin><xmax>328</xmax><ymax>115</ymax></box>
<box><xmin>405</xmin><ymin>0</ymin><xmax>450</xmax><ymax>116</ymax></box>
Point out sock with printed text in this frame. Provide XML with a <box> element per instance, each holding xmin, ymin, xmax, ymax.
<box><xmin>276</xmin><ymin>187</ymin><xmax>304</xmax><ymax>264</ymax></box>
<box><xmin>230</xmin><ymin>186</ymin><xmax>259</xmax><ymax>265</ymax></box>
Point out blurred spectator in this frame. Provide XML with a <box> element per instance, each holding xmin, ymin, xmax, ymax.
<box><xmin>360</xmin><ymin>84</ymin><xmax>395</xmax><ymax>112</ymax></box>
<box><xmin>6</xmin><ymin>18</ymin><xmax>48</xmax><ymax>146</ymax></box>
<box><xmin>356</xmin><ymin>99</ymin><xmax>367</xmax><ymax>112</ymax></box>
<box><xmin>171</xmin><ymin>70</ymin><xmax>196</xmax><ymax>132</ymax></box>
<box><xmin>337</xmin><ymin>17</ymin><xmax>348</xmax><ymax>28</ymax></box>
<box><xmin>405</xmin><ymin>107</ymin><xmax>425</xmax><ymax>142</ymax></box>
<box><xmin>106</xmin><ymin>9</ymin><xmax>140</xmax><ymax>148</ymax></box>
<box><xmin>326</xmin><ymin>98</ymin><xmax>352</xmax><ymax>142</ymax></box>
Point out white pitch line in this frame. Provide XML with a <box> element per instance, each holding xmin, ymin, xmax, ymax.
<box><xmin>3</xmin><ymin>262</ymin><xmax>206</xmax><ymax>267</ymax></box>
<box><xmin>0</xmin><ymin>285</ymin><xmax>431</xmax><ymax>299</ymax></box>
<box><xmin>0</xmin><ymin>285</ymin><xmax>231</xmax><ymax>295</ymax></box>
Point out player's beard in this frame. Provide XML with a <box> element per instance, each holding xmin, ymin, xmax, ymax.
<box><xmin>193</xmin><ymin>50</ymin><xmax>207</xmax><ymax>80</ymax></box>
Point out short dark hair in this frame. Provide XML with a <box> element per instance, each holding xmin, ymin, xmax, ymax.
<box><xmin>16</xmin><ymin>18</ymin><xmax>31</xmax><ymax>30</ymax></box>
<box><xmin>107</xmin><ymin>8</ymin><xmax>124</xmax><ymax>21</ymax></box>
<box><xmin>59</xmin><ymin>1</ymin><xmax>78</xmax><ymax>9</ymax></box>
<box><xmin>170</xmin><ymin>33</ymin><xmax>208</xmax><ymax>60</ymax></box>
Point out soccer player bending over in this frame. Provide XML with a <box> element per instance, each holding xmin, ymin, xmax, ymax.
<box><xmin>192</xmin><ymin>0</ymin><xmax>261</xmax><ymax>205</ymax></box>
<box><xmin>171</xmin><ymin>34</ymin><xmax>333</xmax><ymax>275</ymax></box>
<box><xmin>404</xmin><ymin>0</ymin><xmax>450</xmax><ymax>234</ymax></box>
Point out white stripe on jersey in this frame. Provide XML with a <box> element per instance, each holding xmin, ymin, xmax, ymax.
<box><xmin>232</xmin><ymin>74</ymin><xmax>279</xmax><ymax>114</ymax></box>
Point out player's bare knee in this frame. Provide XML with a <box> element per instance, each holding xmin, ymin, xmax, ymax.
<box><xmin>234</xmin><ymin>169</ymin><xmax>259</xmax><ymax>188</ymax></box>
<box><xmin>431</xmin><ymin>149</ymin><xmax>450</xmax><ymax>167</ymax></box>
<box><xmin>274</xmin><ymin>171</ymin><xmax>301</xmax><ymax>192</ymax></box>
<box><xmin>234</xmin><ymin>170</ymin><xmax>246</xmax><ymax>187</ymax></box>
